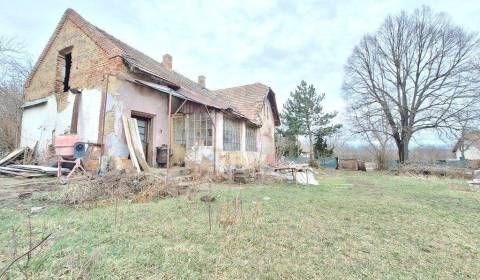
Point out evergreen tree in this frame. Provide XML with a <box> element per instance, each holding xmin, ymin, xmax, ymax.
<box><xmin>283</xmin><ymin>80</ymin><xmax>340</xmax><ymax>160</ymax></box>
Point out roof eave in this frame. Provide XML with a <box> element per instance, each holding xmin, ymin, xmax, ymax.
<box><xmin>267</xmin><ymin>88</ymin><xmax>281</xmax><ymax>126</ymax></box>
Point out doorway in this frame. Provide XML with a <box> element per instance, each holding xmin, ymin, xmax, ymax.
<box><xmin>131</xmin><ymin>113</ymin><xmax>153</xmax><ymax>163</ymax></box>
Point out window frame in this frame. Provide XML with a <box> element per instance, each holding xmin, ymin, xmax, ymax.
<box><xmin>246</xmin><ymin>125</ymin><xmax>257</xmax><ymax>152</ymax></box>
<box><xmin>223</xmin><ymin>116</ymin><xmax>241</xmax><ymax>151</ymax></box>
<box><xmin>187</xmin><ymin>112</ymin><xmax>213</xmax><ymax>147</ymax></box>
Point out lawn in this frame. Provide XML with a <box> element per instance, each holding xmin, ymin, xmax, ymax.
<box><xmin>0</xmin><ymin>171</ymin><xmax>479</xmax><ymax>279</ymax></box>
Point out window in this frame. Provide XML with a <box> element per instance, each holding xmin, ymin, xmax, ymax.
<box><xmin>173</xmin><ymin>116</ymin><xmax>185</xmax><ymax>145</ymax></box>
<box><xmin>246</xmin><ymin>126</ymin><xmax>257</xmax><ymax>151</ymax></box>
<box><xmin>63</xmin><ymin>52</ymin><xmax>72</xmax><ymax>92</ymax></box>
<box><xmin>187</xmin><ymin>112</ymin><xmax>212</xmax><ymax>147</ymax></box>
<box><xmin>223</xmin><ymin>117</ymin><xmax>241</xmax><ymax>151</ymax></box>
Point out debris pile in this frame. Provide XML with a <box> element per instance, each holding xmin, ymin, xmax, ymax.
<box><xmin>272</xmin><ymin>164</ymin><xmax>320</xmax><ymax>185</ymax></box>
<box><xmin>0</xmin><ymin>165</ymin><xmax>69</xmax><ymax>178</ymax></box>
<box><xmin>59</xmin><ymin>171</ymin><xmax>194</xmax><ymax>204</ymax></box>
<box><xmin>0</xmin><ymin>148</ymin><xmax>67</xmax><ymax>178</ymax></box>
<box><xmin>467</xmin><ymin>170</ymin><xmax>480</xmax><ymax>188</ymax></box>
<box><xmin>396</xmin><ymin>163</ymin><xmax>474</xmax><ymax>179</ymax></box>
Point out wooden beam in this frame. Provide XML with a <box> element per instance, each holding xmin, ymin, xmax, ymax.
<box><xmin>122</xmin><ymin>116</ymin><xmax>141</xmax><ymax>172</ymax></box>
<box><xmin>128</xmin><ymin>118</ymin><xmax>150</xmax><ymax>172</ymax></box>
<box><xmin>166</xmin><ymin>93</ymin><xmax>172</xmax><ymax>185</ymax></box>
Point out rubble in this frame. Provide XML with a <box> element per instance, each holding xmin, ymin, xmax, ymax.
<box><xmin>272</xmin><ymin>164</ymin><xmax>320</xmax><ymax>185</ymax></box>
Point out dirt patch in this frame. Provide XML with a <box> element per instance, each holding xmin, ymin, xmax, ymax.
<box><xmin>0</xmin><ymin>176</ymin><xmax>59</xmax><ymax>208</ymax></box>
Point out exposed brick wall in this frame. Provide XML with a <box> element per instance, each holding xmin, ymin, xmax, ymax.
<box><xmin>24</xmin><ymin>19</ymin><xmax>126</xmax><ymax>103</ymax></box>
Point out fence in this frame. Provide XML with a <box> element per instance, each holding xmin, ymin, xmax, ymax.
<box><xmin>282</xmin><ymin>157</ymin><xmax>472</xmax><ymax>172</ymax></box>
<box><xmin>281</xmin><ymin>156</ymin><xmax>338</xmax><ymax>169</ymax></box>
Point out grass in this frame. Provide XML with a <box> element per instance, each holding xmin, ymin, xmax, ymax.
<box><xmin>0</xmin><ymin>171</ymin><xmax>479</xmax><ymax>279</ymax></box>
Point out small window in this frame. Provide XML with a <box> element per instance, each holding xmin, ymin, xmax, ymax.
<box><xmin>223</xmin><ymin>117</ymin><xmax>241</xmax><ymax>151</ymax></box>
<box><xmin>246</xmin><ymin>126</ymin><xmax>257</xmax><ymax>151</ymax></box>
<box><xmin>187</xmin><ymin>112</ymin><xmax>212</xmax><ymax>147</ymax></box>
<box><xmin>63</xmin><ymin>52</ymin><xmax>72</xmax><ymax>92</ymax></box>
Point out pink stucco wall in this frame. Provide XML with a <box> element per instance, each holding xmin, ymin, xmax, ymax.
<box><xmin>104</xmin><ymin>78</ymin><xmax>169</xmax><ymax>166</ymax></box>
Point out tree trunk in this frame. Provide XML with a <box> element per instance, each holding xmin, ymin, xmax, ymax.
<box><xmin>397</xmin><ymin>138</ymin><xmax>410</xmax><ymax>163</ymax></box>
<box><xmin>460</xmin><ymin>145</ymin><xmax>465</xmax><ymax>160</ymax></box>
<box><xmin>308</xmin><ymin>132</ymin><xmax>314</xmax><ymax>161</ymax></box>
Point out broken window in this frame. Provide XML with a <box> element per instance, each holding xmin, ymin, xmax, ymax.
<box><xmin>187</xmin><ymin>112</ymin><xmax>212</xmax><ymax>147</ymax></box>
<box><xmin>173</xmin><ymin>116</ymin><xmax>186</xmax><ymax>145</ymax></box>
<box><xmin>223</xmin><ymin>117</ymin><xmax>241</xmax><ymax>151</ymax></box>
<box><xmin>62</xmin><ymin>52</ymin><xmax>72</xmax><ymax>92</ymax></box>
<box><xmin>246</xmin><ymin>126</ymin><xmax>257</xmax><ymax>151</ymax></box>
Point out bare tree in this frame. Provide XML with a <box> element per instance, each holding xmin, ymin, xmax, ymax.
<box><xmin>343</xmin><ymin>6</ymin><xmax>480</xmax><ymax>163</ymax></box>
<box><xmin>348</xmin><ymin>104</ymin><xmax>393</xmax><ymax>169</ymax></box>
<box><xmin>0</xmin><ymin>36</ymin><xmax>31</xmax><ymax>153</ymax></box>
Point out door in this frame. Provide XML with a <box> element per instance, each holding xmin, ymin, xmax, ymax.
<box><xmin>172</xmin><ymin>114</ymin><xmax>186</xmax><ymax>166</ymax></box>
<box><xmin>132</xmin><ymin>115</ymin><xmax>151</xmax><ymax>162</ymax></box>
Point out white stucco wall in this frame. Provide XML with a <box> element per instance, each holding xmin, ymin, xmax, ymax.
<box><xmin>77</xmin><ymin>89</ymin><xmax>102</xmax><ymax>143</ymax></box>
<box><xmin>20</xmin><ymin>89</ymin><xmax>102</xmax><ymax>160</ymax></box>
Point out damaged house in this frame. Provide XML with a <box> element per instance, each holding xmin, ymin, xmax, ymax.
<box><xmin>20</xmin><ymin>9</ymin><xmax>280</xmax><ymax>173</ymax></box>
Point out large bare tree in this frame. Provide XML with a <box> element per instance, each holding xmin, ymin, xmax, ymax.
<box><xmin>343</xmin><ymin>7</ymin><xmax>480</xmax><ymax>163</ymax></box>
<box><xmin>0</xmin><ymin>36</ymin><xmax>31</xmax><ymax>153</ymax></box>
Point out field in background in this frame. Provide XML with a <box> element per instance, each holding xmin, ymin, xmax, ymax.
<box><xmin>0</xmin><ymin>171</ymin><xmax>479</xmax><ymax>279</ymax></box>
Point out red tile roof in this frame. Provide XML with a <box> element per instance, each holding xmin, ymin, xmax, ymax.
<box><xmin>214</xmin><ymin>83</ymin><xmax>280</xmax><ymax>126</ymax></box>
<box><xmin>26</xmin><ymin>9</ymin><xmax>280</xmax><ymax>126</ymax></box>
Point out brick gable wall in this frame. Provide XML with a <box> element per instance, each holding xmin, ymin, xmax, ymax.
<box><xmin>24</xmin><ymin>19</ymin><xmax>126</xmax><ymax>106</ymax></box>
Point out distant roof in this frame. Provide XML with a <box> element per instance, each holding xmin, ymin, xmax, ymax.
<box><xmin>452</xmin><ymin>132</ymin><xmax>480</xmax><ymax>152</ymax></box>
<box><xmin>214</xmin><ymin>83</ymin><xmax>280</xmax><ymax>126</ymax></box>
<box><xmin>26</xmin><ymin>8</ymin><xmax>280</xmax><ymax>126</ymax></box>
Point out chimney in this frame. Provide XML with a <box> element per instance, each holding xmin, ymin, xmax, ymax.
<box><xmin>198</xmin><ymin>75</ymin><xmax>206</xmax><ymax>88</ymax></box>
<box><xmin>162</xmin><ymin>54</ymin><xmax>172</xmax><ymax>70</ymax></box>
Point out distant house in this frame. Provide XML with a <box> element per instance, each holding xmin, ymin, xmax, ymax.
<box><xmin>452</xmin><ymin>132</ymin><xmax>480</xmax><ymax>160</ymax></box>
<box><xmin>20</xmin><ymin>9</ymin><xmax>280</xmax><ymax>172</ymax></box>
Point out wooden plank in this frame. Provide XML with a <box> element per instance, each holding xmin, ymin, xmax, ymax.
<box><xmin>122</xmin><ymin>116</ymin><xmax>141</xmax><ymax>172</ymax></box>
<box><xmin>0</xmin><ymin>168</ymin><xmax>46</xmax><ymax>178</ymax></box>
<box><xmin>128</xmin><ymin>118</ymin><xmax>150</xmax><ymax>172</ymax></box>
<box><xmin>0</xmin><ymin>148</ymin><xmax>27</xmax><ymax>166</ymax></box>
<box><xmin>8</xmin><ymin>165</ymin><xmax>70</xmax><ymax>174</ymax></box>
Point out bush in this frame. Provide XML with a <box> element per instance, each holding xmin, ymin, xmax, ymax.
<box><xmin>309</xmin><ymin>160</ymin><xmax>320</xmax><ymax>168</ymax></box>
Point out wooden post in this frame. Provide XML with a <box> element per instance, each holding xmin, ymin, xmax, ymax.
<box><xmin>166</xmin><ymin>93</ymin><xmax>172</xmax><ymax>185</ymax></box>
<box><xmin>204</xmin><ymin>105</ymin><xmax>216</xmax><ymax>174</ymax></box>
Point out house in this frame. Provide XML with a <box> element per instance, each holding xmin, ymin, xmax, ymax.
<box><xmin>452</xmin><ymin>132</ymin><xmax>480</xmax><ymax>160</ymax></box>
<box><xmin>20</xmin><ymin>9</ymin><xmax>280</xmax><ymax>173</ymax></box>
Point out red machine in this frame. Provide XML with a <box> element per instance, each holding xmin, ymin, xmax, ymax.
<box><xmin>54</xmin><ymin>134</ymin><xmax>87</xmax><ymax>182</ymax></box>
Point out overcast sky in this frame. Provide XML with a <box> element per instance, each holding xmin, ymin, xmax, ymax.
<box><xmin>1</xmin><ymin>0</ymin><xmax>479</xmax><ymax>145</ymax></box>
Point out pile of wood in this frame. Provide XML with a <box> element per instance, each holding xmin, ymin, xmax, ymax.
<box><xmin>0</xmin><ymin>165</ymin><xmax>69</xmax><ymax>178</ymax></box>
<box><xmin>0</xmin><ymin>148</ymin><xmax>69</xmax><ymax>178</ymax></box>
<box><xmin>0</xmin><ymin>148</ymin><xmax>28</xmax><ymax>166</ymax></box>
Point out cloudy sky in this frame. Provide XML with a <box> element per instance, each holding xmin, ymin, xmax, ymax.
<box><xmin>1</xmin><ymin>0</ymin><xmax>479</xmax><ymax>144</ymax></box>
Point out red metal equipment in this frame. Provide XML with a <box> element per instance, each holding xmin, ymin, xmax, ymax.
<box><xmin>54</xmin><ymin>134</ymin><xmax>86</xmax><ymax>181</ymax></box>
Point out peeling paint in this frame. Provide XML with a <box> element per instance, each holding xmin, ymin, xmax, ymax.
<box><xmin>20</xmin><ymin>88</ymin><xmax>102</xmax><ymax>162</ymax></box>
